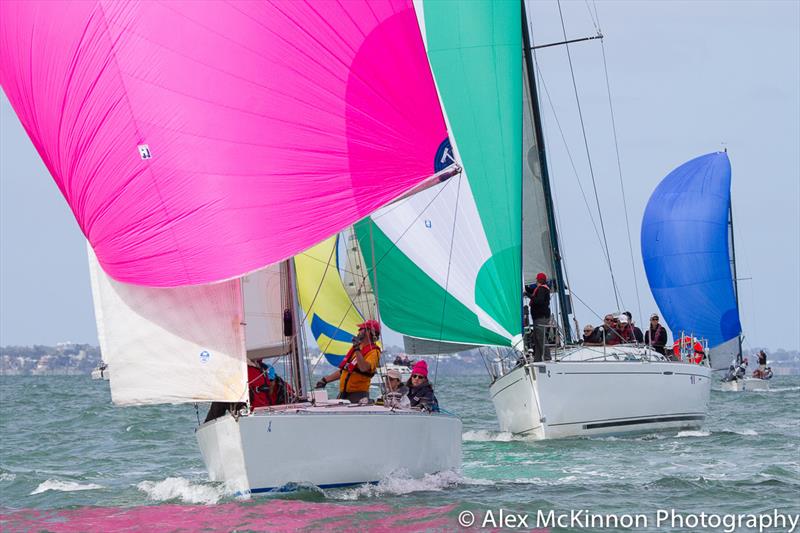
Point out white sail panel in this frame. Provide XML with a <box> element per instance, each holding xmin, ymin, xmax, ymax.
<box><xmin>243</xmin><ymin>265</ymin><xmax>288</xmax><ymax>359</ymax></box>
<box><xmin>403</xmin><ymin>336</ymin><xmax>475</xmax><ymax>356</ymax></box>
<box><xmin>339</xmin><ymin>228</ymin><xmax>377</xmax><ymax>319</ymax></box>
<box><xmin>708</xmin><ymin>336</ymin><xmax>741</xmax><ymax>371</ymax></box>
<box><xmin>522</xmin><ymin>59</ymin><xmax>555</xmax><ymax>284</ymax></box>
<box><xmin>88</xmin><ymin>248</ymin><xmax>247</xmax><ymax>405</ymax></box>
<box><xmin>371</xmin><ymin>178</ymin><xmax>512</xmax><ymax>341</ymax></box>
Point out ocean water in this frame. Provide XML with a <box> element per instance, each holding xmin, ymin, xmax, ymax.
<box><xmin>1</xmin><ymin>374</ymin><xmax>798</xmax><ymax>532</ymax></box>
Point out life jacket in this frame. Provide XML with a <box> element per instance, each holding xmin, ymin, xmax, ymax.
<box><xmin>339</xmin><ymin>343</ymin><xmax>381</xmax><ymax>393</ymax></box>
<box><xmin>616</xmin><ymin>324</ymin><xmax>634</xmax><ymax>343</ymax></box>
<box><xmin>648</xmin><ymin>325</ymin><xmax>665</xmax><ymax>346</ymax></box>
<box><xmin>673</xmin><ymin>336</ymin><xmax>704</xmax><ymax>364</ymax></box>
<box><xmin>247</xmin><ymin>365</ymin><xmax>271</xmax><ymax>409</ymax></box>
<box><xmin>248</xmin><ymin>366</ymin><xmax>294</xmax><ymax>408</ymax></box>
<box><xmin>268</xmin><ymin>376</ymin><xmax>293</xmax><ymax>405</ymax></box>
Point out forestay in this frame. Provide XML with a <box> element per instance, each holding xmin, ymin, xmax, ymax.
<box><xmin>641</xmin><ymin>152</ymin><xmax>742</xmax><ymax>349</ymax></box>
<box><xmin>356</xmin><ymin>0</ymin><xmax>523</xmax><ymax>348</ymax></box>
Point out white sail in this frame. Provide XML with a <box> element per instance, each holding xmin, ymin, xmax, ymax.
<box><xmin>88</xmin><ymin>247</ymin><xmax>248</xmax><ymax>406</ymax></box>
<box><xmin>522</xmin><ymin>58</ymin><xmax>556</xmax><ymax>284</ymax></box>
<box><xmin>708</xmin><ymin>336</ymin><xmax>741</xmax><ymax>371</ymax></box>
<box><xmin>338</xmin><ymin>228</ymin><xmax>377</xmax><ymax>319</ymax></box>
<box><xmin>243</xmin><ymin>264</ymin><xmax>288</xmax><ymax>360</ymax></box>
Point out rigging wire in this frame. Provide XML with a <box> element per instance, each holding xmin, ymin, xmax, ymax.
<box><xmin>304</xmin><ymin>178</ymin><xmax>459</xmax><ymax>377</ymax></box>
<box><xmin>533</xmin><ymin>56</ymin><xmax>606</xmax><ymax>329</ymax></box>
<box><xmin>533</xmin><ymin>59</ymin><xmax>603</xmax><ymax>245</ymax></box>
<box><xmin>432</xmin><ymin>173</ymin><xmax>464</xmax><ymax>386</ymax></box>
<box><xmin>583</xmin><ymin>0</ymin><xmax>600</xmax><ymax>33</ymax></box>
<box><xmin>533</xmin><ymin>69</ymin><xmax>576</xmax><ymax>337</ymax></box>
<box><xmin>594</xmin><ymin>15</ymin><xmax>644</xmax><ymax>323</ymax></box>
<box><xmin>556</xmin><ymin>0</ymin><xmax>622</xmax><ymax>310</ymax></box>
<box><xmin>568</xmin><ymin>287</ymin><xmax>606</xmax><ymax>324</ymax></box>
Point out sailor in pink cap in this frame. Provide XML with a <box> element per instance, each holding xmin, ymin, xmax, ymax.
<box><xmin>407</xmin><ymin>360</ymin><xmax>439</xmax><ymax>412</ymax></box>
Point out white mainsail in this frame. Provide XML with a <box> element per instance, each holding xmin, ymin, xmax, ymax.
<box><xmin>242</xmin><ymin>264</ymin><xmax>289</xmax><ymax>360</ymax></box>
<box><xmin>522</xmin><ymin>58</ymin><xmax>556</xmax><ymax>284</ymax></box>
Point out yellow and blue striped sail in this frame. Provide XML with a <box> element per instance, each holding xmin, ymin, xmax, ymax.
<box><xmin>295</xmin><ymin>235</ymin><xmax>363</xmax><ymax>366</ymax></box>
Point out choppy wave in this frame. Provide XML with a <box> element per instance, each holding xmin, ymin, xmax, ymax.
<box><xmin>136</xmin><ymin>477</ymin><xmax>228</xmax><ymax>505</ymax></box>
<box><xmin>676</xmin><ymin>430</ymin><xmax>712</xmax><ymax>438</ymax></box>
<box><xmin>462</xmin><ymin>429</ymin><xmax>519</xmax><ymax>442</ymax></box>
<box><xmin>730</xmin><ymin>428</ymin><xmax>759</xmax><ymax>436</ymax></box>
<box><xmin>2</xmin><ymin>374</ymin><xmax>798</xmax><ymax>527</ymax></box>
<box><xmin>331</xmin><ymin>470</ymin><xmax>463</xmax><ymax>500</ymax></box>
<box><xmin>30</xmin><ymin>480</ymin><xmax>103</xmax><ymax>495</ymax></box>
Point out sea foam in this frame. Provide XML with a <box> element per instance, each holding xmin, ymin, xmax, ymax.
<box><xmin>30</xmin><ymin>480</ymin><xmax>103</xmax><ymax>495</ymax></box>
<box><xmin>136</xmin><ymin>477</ymin><xmax>229</xmax><ymax>505</ymax></box>
<box><xmin>462</xmin><ymin>429</ymin><xmax>518</xmax><ymax>442</ymax></box>
<box><xmin>332</xmin><ymin>470</ymin><xmax>463</xmax><ymax>500</ymax></box>
<box><xmin>676</xmin><ymin>430</ymin><xmax>712</xmax><ymax>438</ymax></box>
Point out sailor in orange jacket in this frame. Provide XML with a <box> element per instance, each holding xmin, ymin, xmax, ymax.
<box><xmin>315</xmin><ymin>320</ymin><xmax>381</xmax><ymax>404</ymax></box>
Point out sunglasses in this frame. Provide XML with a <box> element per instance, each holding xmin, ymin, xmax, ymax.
<box><xmin>387</xmin><ymin>377</ymin><xmax>400</xmax><ymax>382</ymax></box>
<box><xmin>411</xmin><ymin>374</ymin><xmax>425</xmax><ymax>379</ymax></box>
<box><xmin>650</xmin><ymin>318</ymin><xmax>659</xmax><ymax>321</ymax></box>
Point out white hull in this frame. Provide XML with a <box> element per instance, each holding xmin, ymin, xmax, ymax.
<box><xmin>91</xmin><ymin>367</ymin><xmax>110</xmax><ymax>380</ymax></box>
<box><xmin>196</xmin><ymin>403</ymin><xmax>461</xmax><ymax>493</ymax></box>
<box><xmin>718</xmin><ymin>378</ymin><xmax>770</xmax><ymax>392</ymax></box>
<box><xmin>489</xmin><ymin>346</ymin><xmax>711</xmax><ymax>439</ymax></box>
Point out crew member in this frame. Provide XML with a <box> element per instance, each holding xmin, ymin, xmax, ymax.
<box><xmin>644</xmin><ymin>313</ymin><xmax>668</xmax><ymax>355</ymax></box>
<box><xmin>757</xmin><ymin>350</ymin><xmax>767</xmax><ymax>370</ymax></box>
<box><xmin>315</xmin><ymin>320</ymin><xmax>381</xmax><ymax>404</ymax></box>
<box><xmin>525</xmin><ymin>273</ymin><xmax>552</xmax><ymax>361</ymax></box>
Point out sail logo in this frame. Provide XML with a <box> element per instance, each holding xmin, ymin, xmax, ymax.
<box><xmin>434</xmin><ymin>138</ymin><xmax>454</xmax><ymax>172</ymax></box>
<box><xmin>199</xmin><ymin>350</ymin><xmax>210</xmax><ymax>363</ymax></box>
<box><xmin>425</xmin><ymin>220</ymin><xmax>432</xmax><ymax>228</ymax></box>
<box><xmin>138</xmin><ymin>144</ymin><xmax>152</xmax><ymax>159</ymax></box>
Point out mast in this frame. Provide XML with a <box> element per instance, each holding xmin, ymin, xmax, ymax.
<box><xmin>521</xmin><ymin>1</ymin><xmax>572</xmax><ymax>343</ymax></box>
<box><xmin>728</xmin><ymin>197</ymin><xmax>743</xmax><ymax>364</ymax></box>
<box><xmin>284</xmin><ymin>260</ymin><xmax>306</xmax><ymax>397</ymax></box>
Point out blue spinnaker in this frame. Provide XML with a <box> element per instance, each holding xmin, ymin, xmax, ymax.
<box><xmin>641</xmin><ymin>152</ymin><xmax>741</xmax><ymax>348</ymax></box>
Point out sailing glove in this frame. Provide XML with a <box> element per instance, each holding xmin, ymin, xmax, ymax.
<box><xmin>315</xmin><ymin>378</ymin><xmax>327</xmax><ymax>389</ymax></box>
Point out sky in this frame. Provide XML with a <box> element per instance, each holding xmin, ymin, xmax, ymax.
<box><xmin>1</xmin><ymin>1</ymin><xmax>798</xmax><ymax>352</ymax></box>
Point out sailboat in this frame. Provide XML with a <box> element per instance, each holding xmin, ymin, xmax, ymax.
<box><xmin>353</xmin><ymin>2</ymin><xmax>712</xmax><ymax>439</ymax></box>
<box><xmin>641</xmin><ymin>152</ymin><xmax>768</xmax><ymax>392</ymax></box>
<box><xmin>0</xmin><ymin>1</ymin><xmax>471</xmax><ymax>492</ymax></box>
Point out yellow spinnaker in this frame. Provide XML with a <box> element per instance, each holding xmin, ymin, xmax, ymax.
<box><xmin>295</xmin><ymin>235</ymin><xmax>365</xmax><ymax>366</ymax></box>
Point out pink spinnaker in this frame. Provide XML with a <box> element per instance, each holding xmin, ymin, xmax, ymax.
<box><xmin>0</xmin><ymin>1</ymin><xmax>447</xmax><ymax>287</ymax></box>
